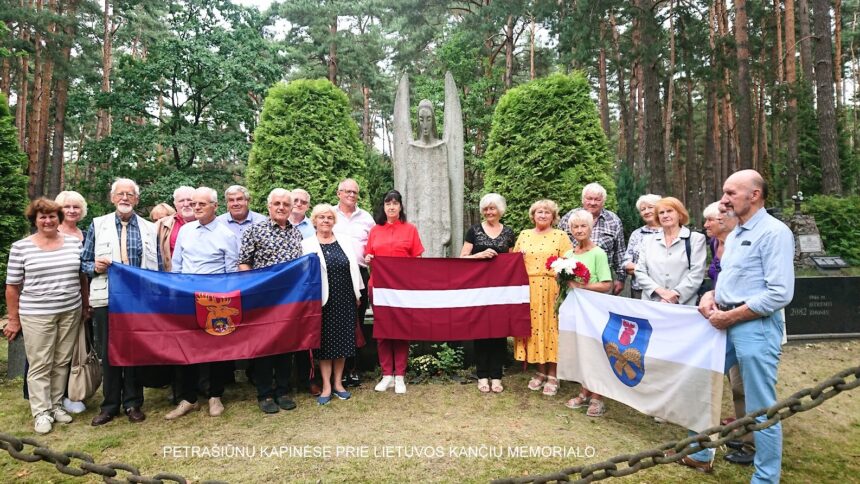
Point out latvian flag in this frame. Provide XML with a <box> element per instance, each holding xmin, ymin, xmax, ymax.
<box><xmin>558</xmin><ymin>289</ymin><xmax>726</xmax><ymax>432</ymax></box>
<box><xmin>370</xmin><ymin>253</ymin><xmax>532</xmax><ymax>341</ymax></box>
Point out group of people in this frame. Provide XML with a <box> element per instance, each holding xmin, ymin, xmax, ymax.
<box><xmin>5</xmin><ymin>169</ymin><xmax>791</xmax><ymax>483</ymax></box>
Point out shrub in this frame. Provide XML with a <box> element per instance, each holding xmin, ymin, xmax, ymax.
<box><xmin>0</xmin><ymin>93</ymin><xmax>30</xmax><ymax>312</ymax></box>
<box><xmin>482</xmin><ymin>73</ymin><xmax>615</xmax><ymax>232</ymax></box>
<box><xmin>245</xmin><ymin>79</ymin><xmax>366</xmax><ymax>211</ymax></box>
<box><xmin>408</xmin><ymin>343</ymin><xmax>464</xmax><ymax>379</ymax></box>
<box><xmin>797</xmin><ymin>195</ymin><xmax>860</xmax><ymax>264</ymax></box>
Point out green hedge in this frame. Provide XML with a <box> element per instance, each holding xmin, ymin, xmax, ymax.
<box><xmin>245</xmin><ymin>79</ymin><xmax>366</xmax><ymax>211</ymax></box>
<box><xmin>482</xmin><ymin>73</ymin><xmax>615</xmax><ymax>232</ymax></box>
<box><xmin>798</xmin><ymin>195</ymin><xmax>860</xmax><ymax>264</ymax></box>
<box><xmin>0</xmin><ymin>93</ymin><xmax>30</xmax><ymax>313</ymax></box>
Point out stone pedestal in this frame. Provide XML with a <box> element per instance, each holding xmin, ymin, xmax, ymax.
<box><xmin>7</xmin><ymin>335</ymin><xmax>26</xmax><ymax>378</ymax></box>
<box><xmin>789</xmin><ymin>213</ymin><xmax>826</xmax><ymax>267</ymax></box>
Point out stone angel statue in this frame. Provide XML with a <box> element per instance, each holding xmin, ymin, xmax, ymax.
<box><xmin>392</xmin><ymin>72</ymin><xmax>465</xmax><ymax>257</ymax></box>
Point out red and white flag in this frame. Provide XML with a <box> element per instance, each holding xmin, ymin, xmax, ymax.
<box><xmin>371</xmin><ymin>253</ymin><xmax>531</xmax><ymax>341</ymax></box>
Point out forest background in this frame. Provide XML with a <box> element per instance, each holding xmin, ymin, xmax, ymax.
<box><xmin>2</xmin><ymin>0</ymin><xmax>860</xmax><ymax>248</ymax></box>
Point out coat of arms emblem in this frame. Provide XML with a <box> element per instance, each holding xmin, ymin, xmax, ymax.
<box><xmin>194</xmin><ymin>290</ymin><xmax>241</xmax><ymax>336</ymax></box>
<box><xmin>601</xmin><ymin>312</ymin><xmax>652</xmax><ymax>387</ymax></box>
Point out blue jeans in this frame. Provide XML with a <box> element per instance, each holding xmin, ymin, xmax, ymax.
<box><xmin>688</xmin><ymin>313</ymin><xmax>783</xmax><ymax>484</ymax></box>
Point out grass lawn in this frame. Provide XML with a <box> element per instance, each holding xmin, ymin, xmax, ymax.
<box><xmin>0</xmin><ymin>337</ymin><xmax>858</xmax><ymax>483</ymax></box>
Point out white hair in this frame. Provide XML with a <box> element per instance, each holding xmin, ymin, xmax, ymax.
<box><xmin>567</xmin><ymin>209</ymin><xmax>594</xmax><ymax>230</ymax></box>
<box><xmin>636</xmin><ymin>194</ymin><xmax>661</xmax><ymax>211</ymax></box>
<box><xmin>581</xmin><ymin>183</ymin><xmax>607</xmax><ymax>201</ymax></box>
<box><xmin>194</xmin><ymin>186</ymin><xmax>218</xmax><ymax>204</ymax></box>
<box><xmin>703</xmin><ymin>201</ymin><xmax>721</xmax><ymax>220</ymax></box>
<box><xmin>173</xmin><ymin>185</ymin><xmax>195</xmax><ymax>200</ymax></box>
<box><xmin>111</xmin><ymin>178</ymin><xmax>140</xmax><ymax>197</ymax></box>
<box><xmin>55</xmin><ymin>190</ymin><xmax>88</xmax><ymax>218</ymax></box>
<box><xmin>267</xmin><ymin>188</ymin><xmax>292</xmax><ymax>204</ymax></box>
<box><xmin>337</xmin><ymin>178</ymin><xmax>359</xmax><ymax>191</ymax></box>
<box><xmin>292</xmin><ymin>188</ymin><xmax>310</xmax><ymax>201</ymax></box>
<box><xmin>224</xmin><ymin>185</ymin><xmax>251</xmax><ymax>200</ymax></box>
<box><xmin>479</xmin><ymin>193</ymin><xmax>507</xmax><ymax>217</ymax></box>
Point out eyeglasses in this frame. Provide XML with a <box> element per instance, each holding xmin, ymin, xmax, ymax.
<box><xmin>293</xmin><ymin>199</ymin><xmax>309</xmax><ymax>206</ymax></box>
<box><xmin>115</xmin><ymin>192</ymin><xmax>137</xmax><ymax>199</ymax></box>
<box><xmin>339</xmin><ymin>190</ymin><xmax>359</xmax><ymax>196</ymax></box>
<box><xmin>190</xmin><ymin>201</ymin><xmax>211</xmax><ymax>207</ymax></box>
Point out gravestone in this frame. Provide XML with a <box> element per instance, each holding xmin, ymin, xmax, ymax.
<box><xmin>788</xmin><ymin>192</ymin><xmax>826</xmax><ymax>267</ymax></box>
<box><xmin>392</xmin><ymin>72</ymin><xmax>464</xmax><ymax>258</ymax></box>
<box><xmin>7</xmin><ymin>335</ymin><xmax>26</xmax><ymax>378</ymax></box>
<box><xmin>785</xmin><ymin>277</ymin><xmax>860</xmax><ymax>338</ymax></box>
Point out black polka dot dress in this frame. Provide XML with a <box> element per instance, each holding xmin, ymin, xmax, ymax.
<box><xmin>318</xmin><ymin>240</ymin><xmax>357</xmax><ymax>360</ymax></box>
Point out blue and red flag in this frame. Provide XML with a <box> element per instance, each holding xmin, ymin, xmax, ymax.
<box><xmin>107</xmin><ymin>255</ymin><xmax>322</xmax><ymax>366</ymax></box>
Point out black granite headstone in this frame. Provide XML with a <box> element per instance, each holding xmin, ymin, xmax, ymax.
<box><xmin>785</xmin><ymin>277</ymin><xmax>860</xmax><ymax>337</ymax></box>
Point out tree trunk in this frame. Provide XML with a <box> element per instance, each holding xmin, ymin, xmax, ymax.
<box><xmin>598</xmin><ymin>20</ymin><xmax>610</xmax><ymax>138</ymax></box>
<box><xmin>797</xmin><ymin>0</ymin><xmax>814</xmax><ymax>83</ymax></box>
<box><xmin>811</xmin><ymin>0</ymin><xmax>842</xmax><ymax>194</ymax></box>
<box><xmin>503</xmin><ymin>15</ymin><xmax>514</xmax><ymax>89</ymax></box>
<box><xmin>734</xmin><ymin>0</ymin><xmax>753</xmax><ymax>168</ymax></box>
<box><xmin>48</xmin><ymin>0</ymin><xmax>78</xmax><ymax>197</ymax></box>
<box><xmin>95</xmin><ymin>0</ymin><xmax>112</xmax><ymax>140</ymax></box>
<box><xmin>785</xmin><ymin>0</ymin><xmax>799</xmax><ymax>196</ymax></box>
<box><xmin>610</xmin><ymin>12</ymin><xmax>632</xmax><ymax>169</ymax></box>
<box><xmin>15</xmin><ymin>1</ymin><xmax>31</xmax><ymax>152</ymax></box>
<box><xmin>685</xmin><ymin>75</ymin><xmax>699</xmax><ymax>218</ymax></box>
<box><xmin>835</xmin><ymin>0</ymin><xmax>843</xmax><ymax>109</ymax></box>
<box><xmin>328</xmin><ymin>16</ymin><xmax>337</xmax><ymax>86</ymax></box>
<box><xmin>662</xmin><ymin>1</ymin><xmax>675</xmax><ymax>163</ymax></box>
<box><xmin>0</xmin><ymin>56</ymin><xmax>10</xmax><ymax>96</ymax></box>
<box><xmin>362</xmin><ymin>84</ymin><xmax>371</xmax><ymax>145</ymax></box>
<box><xmin>529</xmin><ymin>16</ymin><xmax>535</xmax><ymax>80</ymax></box>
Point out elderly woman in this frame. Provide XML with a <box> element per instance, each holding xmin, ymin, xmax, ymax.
<box><xmin>4</xmin><ymin>199</ymin><xmax>87</xmax><ymax>434</ymax></box>
<box><xmin>561</xmin><ymin>210</ymin><xmax>613</xmax><ymax>416</ymax></box>
<box><xmin>55</xmin><ymin>191</ymin><xmax>87</xmax><ymax>241</ymax></box>
<box><xmin>365</xmin><ymin>190</ymin><xmax>424</xmax><ymax>394</ymax></box>
<box><xmin>149</xmin><ymin>202</ymin><xmax>175</xmax><ymax>222</ymax></box>
<box><xmin>513</xmin><ymin>200</ymin><xmax>573</xmax><ymax>396</ymax></box>
<box><xmin>634</xmin><ymin>197</ymin><xmax>706</xmax><ymax>306</ymax></box>
<box><xmin>623</xmin><ymin>194</ymin><xmax>662</xmax><ymax>299</ymax></box>
<box><xmin>53</xmin><ymin>190</ymin><xmax>88</xmax><ymax>414</ymax></box>
<box><xmin>459</xmin><ymin>193</ymin><xmax>516</xmax><ymax>394</ymax></box>
<box><xmin>302</xmin><ymin>204</ymin><xmax>363</xmax><ymax>405</ymax></box>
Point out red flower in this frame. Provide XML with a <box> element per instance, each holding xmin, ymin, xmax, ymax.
<box><xmin>573</xmin><ymin>262</ymin><xmax>591</xmax><ymax>282</ymax></box>
<box><xmin>545</xmin><ymin>255</ymin><xmax>559</xmax><ymax>270</ymax></box>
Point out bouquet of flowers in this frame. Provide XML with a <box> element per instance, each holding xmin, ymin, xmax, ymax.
<box><xmin>545</xmin><ymin>254</ymin><xmax>591</xmax><ymax>314</ymax></box>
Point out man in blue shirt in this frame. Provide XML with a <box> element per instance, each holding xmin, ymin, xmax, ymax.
<box><xmin>288</xmin><ymin>188</ymin><xmax>315</xmax><ymax>239</ymax></box>
<box><xmin>166</xmin><ymin>187</ymin><xmax>238</xmax><ymax>420</ymax></box>
<box><xmin>691</xmin><ymin>170</ymin><xmax>794</xmax><ymax>483</ymax></box>
<box><xmin>216</xmin><ymin>185</ymin><xmax>266</xmax><ymax>249</ymax></box>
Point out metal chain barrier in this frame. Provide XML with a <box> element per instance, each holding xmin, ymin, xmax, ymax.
<box><xmin>493</xmin><ymin>364</ymin><xmax>860</xmax><ymax>484</ymax></box>
<box><xmin>0</xmin><ymin>432</ymin><xmax>227</xmax><ymax>484</ymax></box>
<box><xmin>0</xmin><ymin>364</ymin><xmax>857</xmax><ymax>483</ymax></box>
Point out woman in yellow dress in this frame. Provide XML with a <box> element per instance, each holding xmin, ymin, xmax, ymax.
<box><xmin>513</xmin><ymin>199</ymin><xmax>572</xmax><ymax>396</ymax></box>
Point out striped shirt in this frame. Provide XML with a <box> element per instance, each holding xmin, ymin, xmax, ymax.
<box><xmin>6</xmin><ymin>236</ymin><xmax>83</xmax><ymax>315</ymax></box>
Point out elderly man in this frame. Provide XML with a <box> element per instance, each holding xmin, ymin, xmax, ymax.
<box><xmin>559</xmin><ymin>183</ymin><xmax>626</xmax><ymax>295</ymax></box>
<box><xmin>690</xmin><ymin>170</ymin><xmax>794</xmax><ymax>482</ymax></box>
<box><xmin>332</xmin><ymin>178</ymin><xmax>375</xmax><ymax>387</ymax></box>
<box><xmin>289</xmin><ymin>188</ymin><xmax>315</xmax><ymax>239</ymax></box>
<box><xmin>165</xmin><ymin>187</ymin><xmax>238</xmax><ymax>419</ymax></box>
<box><xmin>155</xmin><ymin>186</ymin><xmax>195</xmax><ymax>271</ymax></box>
<box><xmin>216</xmin><ymin>185</ymin><xmax>266</xmax><ymax>247</ymax></box>
<box><xmin>238</xmin><ymin>188</ymin><xmax>304</xmax><ymax>413</ymax></box>
<box><xmin>82</xmin><ymin>178</ymin><xmax>158</xmax><ymax>426</ymax></box>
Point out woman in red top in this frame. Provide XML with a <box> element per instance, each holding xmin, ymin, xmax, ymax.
<box><xmin>364</xmin><ymin>190</ymin><xmax>423</xmax><ymax>394</ymax></box>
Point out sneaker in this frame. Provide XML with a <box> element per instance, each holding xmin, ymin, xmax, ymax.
<box><xmin>208</xmin><ymin>397</ymin><xmax>224</xmax><ymax>417</ymax></box>
<box><xmin>394</xmin><ymin>375</ymin><xmax>406</xmax><ymax>394</ymax></box>
<box><xmin>62</xmin><ymin>398</ymin><xmax>86</xmax><ymax>414</ymax></box>
<box><xmin>34</xmin><ymin>412</ymin><xmax>54</xmax><ymax>434</ymax></box>
<box><xmin>375</xmin><ymin>375</ymin><xmax>394</xmax><ymax>392</ymax></box>
<box><xmin>51</xmin><ymin>407</ymin><xmax>73</xmax><ymax>424</ymax></box>
<box><xmin>164</xmin><ymin>400</ymin><xmax>200</xmax><ymax>420</ymax></box>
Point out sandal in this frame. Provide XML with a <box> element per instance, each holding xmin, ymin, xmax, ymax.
<box><xmin>527</xmin><ymin>372</ymin><xmax>547</xmax><ymax>391</ymax></box>
<box><xmin>477</xmin><ymin>378</ymin><xmax>490</xmax><ymax>393</ymax></box>
<box><xmin>542</xmin><ymin>376</ymin><xmax>559</xmax><ymax>396</ymax></box>
<box><xmin>491</xmin><ymin>379</ymin><xmax>504</xmax><ymax>393</ymax></box>
<box><xmin>564</xmin><ymin>393</ymin><xmax>591</xmax><ymax>409</ymax></box>
<box><xmin>586</xmin><ymin>399</ymin><xmax>606</xmax><ymax>417</ymax></box>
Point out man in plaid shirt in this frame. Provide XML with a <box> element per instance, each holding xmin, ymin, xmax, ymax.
<box><xmin>559</xmin><ymin>182</ymin><xmax>626</xmax><ymax>295</ymax></box>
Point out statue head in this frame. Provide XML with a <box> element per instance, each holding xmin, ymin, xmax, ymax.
<box><xmin>417</xmin><ymin>99</ymin><xmax>438</xmax><ymax>144</ymax></box>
